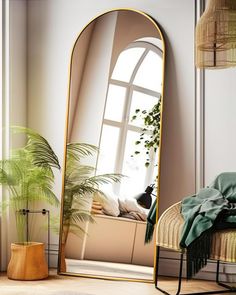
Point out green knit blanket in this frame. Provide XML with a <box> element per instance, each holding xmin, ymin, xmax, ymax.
<box><xmin>180</xmin><ymin>172</ymin><xmax>236</xmax><ymax>279</ymax></box>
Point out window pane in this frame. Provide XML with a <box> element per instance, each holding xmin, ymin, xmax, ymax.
<box><xmin>104</xmin><ymin>84</ymin><xmax>126</xmax><ymax>122</ymax></box>
<box><xmin>129</xmin><ymin>91</ymin><xmax>158</xmax><ymax>128</ymax></box>
<box><xmin>146</xmin><ymin>149</ymin><xmax>159</xmax><ymax>186</ymax></box>
<box><xmin>120</xmin><ymin>130</ymin><xmax>148</xmax><ymax>198</ymax></box>
<box><xmin>111</xmin><ymin>47</ymin><xmax>145</xmax><ymax>82</ymax></box>
<box><xmin>134</xmin><ymin>50</ymin><xmax>163</xmax><ymax>92</ymax></box>
<box><xmin>97</xmin><ymin>125</ymin><xmax>120</xmax><ymax>174</ymax></box>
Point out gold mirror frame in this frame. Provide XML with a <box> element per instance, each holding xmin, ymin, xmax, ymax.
<box><xmin>58</xmin><ymin>8</ymin><xmax>166</xmax><ymax>283</ymax></box>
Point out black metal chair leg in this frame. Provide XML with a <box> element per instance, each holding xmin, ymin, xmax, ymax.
<box><xmin>216</xmin><ymin>260</ymin><xmax>220</xmax><ymax>283</ymax></box>
<box><xmin>155</xmin><ymin>245</ymin><xmax>171</xmax><ymax>295</ymax></box>
<box><xmin>155</xmin><ymin>246</ymin><xmax>160</xmax><ymax>287</ymax></box>
<box><xmin>216</xmin><ymin>260</ymin><xmax>236</xmax><ymax>292</ymax></box>
<box><xmin>155</xmin><ymin>246</ymin><xmax>184</xmax><ymax>295</ymax></box>
<box><xmin>176</xmin><ymin>252</ymin><xmax>184</xmax><ymax>295</ymax></box>
<box><xmin>155</xmin><ymin>246</ymin><xmax>236</xmax><ymax>295</ymax></box>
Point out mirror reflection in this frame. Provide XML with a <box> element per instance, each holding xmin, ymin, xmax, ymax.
<box><xmin>59</xmin><ymin>9</ymin><xmax>165</xmax><ymax>281</ymax></box>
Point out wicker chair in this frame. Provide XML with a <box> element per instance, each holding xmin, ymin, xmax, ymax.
<box><xmin>155</xmin><ymin>202</ymin><xmax>236</xmax><ymax>295</ymax></box>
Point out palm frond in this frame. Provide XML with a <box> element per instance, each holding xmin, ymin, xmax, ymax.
<box><xmin>65</xmin><ymin>223</ymin><xmax>89</xmax><ymax>239</ymax></box>
<box><xmin>66</xmin><ymin>165</ymin><xmax>95</xmax><ymax>184</ymax></box>
<box><xmin>92</xmin><ymin>190</ymin><xmax>107</xmax><ymax>205</ymax></box>
<box><xmin>33</xmin><ymin>186</ymin><xmax>59</xmax><ymax>206</ymax></box>
<box><xmin>71</xmin><ymin>194</ymin><xmax>93</xmax><ymax>209</ymax></box>
<box><xmin>66</xmin><ymin>143</ymin><xmax>98</xmax><ymax>162</ymax></box>
<box><xmin>60</xmin><ymin>142</ymin><xmax>125</xmax><ymax>241</ymax></box>
<box><xmin>49</xmin><ymin>215</ymin><xmax>60</xmax><ymax>234</ymax></box>
<box><xmin>70</xmin><ymin>211</ymin><xmax>94</xmax><ymax>224</ymax></box>
<box><xmin>0</xmin><ymin>159</ymin><xmax>23</xmax><ymax>186</ymax></box>
<box><xmin>0</xmin><ymin>126</ymin><xmax>61</xmax><ymax>242</ymax></box>
<box><xmin>63</xmin><ymin>209</ymin><xmax>95</xmax><ymax>240</ymax></box>
<box><xmin>65</xmin><ymin>184</ymin><xmax>100</xmax><ymax>197</ymax></box>
<box><xmin>11</xmin><ymin>126</ymin><xmax>61</xmax><ymax>170</ymax></box>
<box><xmin>0</xmin><ymin>199</ymin><xmax>10</xmax><ymax>212</ymax></box>
<box><xmin>84</xmin><ymin>173</ymin><xmax>123</xmax><ymax>187</ymax></box>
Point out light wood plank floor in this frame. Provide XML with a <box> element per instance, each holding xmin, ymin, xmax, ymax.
<box><xmin>0</xmin><ymin>269</ymin><xmax>233</xmax><ymax>295</ymax></box>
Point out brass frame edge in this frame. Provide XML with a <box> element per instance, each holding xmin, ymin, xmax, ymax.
<box><xmin>57</xmin><ymin>7</ymin><xmax>166</xmax><ymax>284</ymax></box>
<box><xmin>59</xmin><ymin>271</ymin><xmax>153</xmax><ymax>283</ymax></box>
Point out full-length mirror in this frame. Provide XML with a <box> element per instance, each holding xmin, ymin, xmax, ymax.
<box><xmin>59</xmin><ymin>9</ymin><xmax>165</xmax><ymax>281</ymax></box>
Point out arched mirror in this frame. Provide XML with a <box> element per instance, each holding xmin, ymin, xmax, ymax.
<box><xmin>58</xmin><ymin>9</ymin><xmax>165</xmax><ymax>282</ymax></box>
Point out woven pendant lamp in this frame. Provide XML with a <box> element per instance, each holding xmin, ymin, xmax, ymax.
<box><xmin>196</xmin><ymin>0</ymin><xmax>236</xmax><ymax>69</ymax></box>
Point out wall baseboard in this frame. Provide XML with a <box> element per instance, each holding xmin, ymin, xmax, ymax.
<box><xmin>48</xmin><ymin>252</ymin><xmax>58</xmax><ymax>268</ymax></box>
<box><xmin>47</xmin><ymin>243</ymin><xmax>59</xmax><ymax>268</ymax></box>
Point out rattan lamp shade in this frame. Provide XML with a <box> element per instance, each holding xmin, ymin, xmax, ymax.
<box><xmin>196</xmin><ymin>0</ymin><xmax>236</xmax><ymax>69</ymax></box>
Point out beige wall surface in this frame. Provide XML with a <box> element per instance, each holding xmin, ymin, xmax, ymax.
<box><xmin>6</xmin><ymin>0</ymin><xmax>236</xmax><ymax>277</ymax></box>
<box><xmin>70</xmin><ymin>12</ymin><xmax>117</xmax><ymax>146</ymax></box>
<box><xmin>68</xmin><ymin>22</ymin><xmax>94</xmax><ymax>139</ymax></box>
<box><xmin>1</xmin><ymin>0</ymin><xmax>28</xmax><ymax>270</ymax></box>
<box><xmin>204</xmin><ymin>68</ymin><xmax>236</xmax><ymax>186</ymax></box>
<box><xmin>5</xmin><ymin>0</ymin><xmax>196</xmax><ymax>269</ymax></box>
<box><xmin>10</xmin><ymin>0</ymin><xmax>27</xmax><ymax>146</ymax></box>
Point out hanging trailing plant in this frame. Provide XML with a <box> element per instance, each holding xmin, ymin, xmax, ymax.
<box><xmin>131</xmin><ymin>98</ymin><xmax>161</xmax><ymax>167</ymax></box>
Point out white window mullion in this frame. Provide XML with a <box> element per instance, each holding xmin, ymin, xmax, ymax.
<box><xmin>103</xmin><ymin>119</ymin><xmax>122</xmax><ymax>128</ymax></box>
<box><xmin>110</xmin><ymin>79</ymin><xmax>129</xmax><ymax>88</ymax></box>
<box><xmin>113</xmin><ymin>86</ymin><xmax>134</xmax><ymax>194</ymax></box>
<box><xmin>111</xmin><ymin>79</ymin><xmax>161</xmax><ymax>99</ymax></box>
<box><xmin>129</xmin><ymin>49</ymin><xmax>148</xmax><ymax>85</ymax></box>
<box><xmin>126</xmin><ymin>124</ymin><xmax>143</xmax><ymax>133</ymax></box>
<box><xmin>132</xmin><ymin>85</ymin><xmax>161</xmax><ymax>98</ymax></box>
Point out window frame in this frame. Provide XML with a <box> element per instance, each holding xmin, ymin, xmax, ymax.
<box><xmin>97</xmin><ymin>41</ymin><xmax>163</xmax><ymax>195</ymax></box>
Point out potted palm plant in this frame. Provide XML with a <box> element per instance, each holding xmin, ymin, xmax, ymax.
<box><xmin>0</xmin><ymin>126</ymin><xmax>60</xmax><ymax>280</ymax></box>
<box><xmin>60</xmin><ymin>143</ymin><xmax>122</xmax><ymax>272</ymax></box>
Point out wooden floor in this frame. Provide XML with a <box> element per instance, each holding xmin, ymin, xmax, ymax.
<box><xmin>0</xmin><ymin>269</ymin><xmax>233</xmax><ymax>295</ymax></box>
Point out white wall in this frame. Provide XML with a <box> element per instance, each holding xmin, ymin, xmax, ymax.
<box><xmin>5</xmin><ymin>0</ymin><xmax>197</xmax><ymax>271</ymax></box>
<box><xmin>1</xmin><ymin>0</ymin><xmax>28</xmax><ymax>270</ymax></box>
<box><xmin>204</xmin><ymin>68</ymin><xmax>236</xmax><ymax>185</ymax></box>
<box><xmin>10</xmin><ymin>0</ymin><xmax>27</xmax><ymax>132</ymax></box>
<box><xmin>5</xmin><ymin>0</ymin><xmax>236</xmax><ymax>279</ymax></box>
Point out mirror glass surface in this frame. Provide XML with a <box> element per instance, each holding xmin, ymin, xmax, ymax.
<box><xmin>59</xmin><ymin>9</ymin><xmax>165</xmax><ymax>281</ymax></box>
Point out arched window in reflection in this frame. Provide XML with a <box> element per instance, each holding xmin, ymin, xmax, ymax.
<box><xmin>97</xmin><ymin>42</ymin><xmax>163</xmax><ymax>198</ymax></box>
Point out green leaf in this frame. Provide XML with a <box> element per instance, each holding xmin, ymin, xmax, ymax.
<box><xmin>11</xmin><ymin>126</ymin><xmax>61</xmax><ymax>170</ymax></box>
<box><xmin>130</xmin><ymin>98</ymin><xmax>162</xmax><ymax>171</ymax></box>
<box><xmin>0</xmin><ymin>126</ymin><xmax>63</xmax><ymax>242</ymax></box>
<box><xmin>62</xmin><ymin>142</ymin><xmax>125</xmax><ymax>240</ymax></box>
